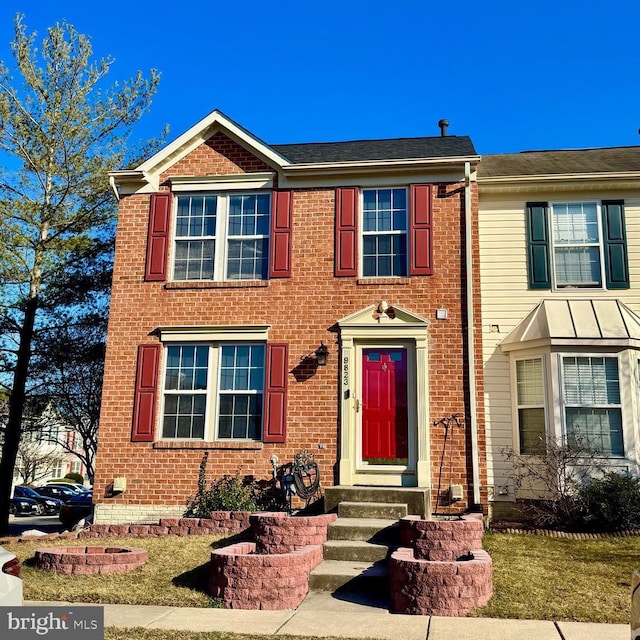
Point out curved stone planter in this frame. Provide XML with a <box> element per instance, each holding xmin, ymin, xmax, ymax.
<box><xmin>209</xmin><ymin>541</ymin><xmax>323</xmax><ymax>610</ymax></box>
<box><xmin>390</xmin><ymin>547</ymin><xmax>493</xmax><ymax>616</ymax></box>
<box><xmin>34</xmin><ymin>546</ymin><xmax>148</xmax><ymax>575</ymax></box>
<box><xmin>251</xmin><ymin>512</ymin><xmax>337</xmax><ymax>553</ymax></box>
<box><xmin>391</xmin><ymin>514</ymin><xmax>493</xmax><ymax>616</ymax></box>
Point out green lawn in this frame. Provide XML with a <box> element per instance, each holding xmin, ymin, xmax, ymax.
<box><xmin>6</xmin><ymin>531</ymin><xmax>638</xmax><ymax>623</ymax></box>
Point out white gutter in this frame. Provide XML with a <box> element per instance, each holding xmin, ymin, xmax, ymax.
<box><xmin>464</xmin><ymin>161</ymin><xmax>482</xmax><ymax>509</ymax></box>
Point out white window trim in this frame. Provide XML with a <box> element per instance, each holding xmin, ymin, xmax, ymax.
<box><xmin>358</xmin><ymin>186</ymin><xmax>409</xmax><ymax>278</ymax></box>
<box><xmin>158</xmin><ymin>340</ymin><xmax>268</xmax><ymax>443</ymax></box>
<box><xmin>169</xmin><ymin>173</ymin><xmax>275</xmax><ymax>192</ymax></box>
<box><xmin>513</xmin><ymin>355</ymin><xmax>548</xmax><ymax>455</ymax></box>
<box><xmin>170</xmin><ymin>191</ymin><xmax>271</xmax><ymax>282</ymax></box>
<box><xmin>557</xmin><ymin>352</ymin><xmax>624</xmax><ymax>457</ymax></box>
<box><xmin>549</xmin><ymin>200</ymin><xmax>606</xmax><ymax>291</ymax></box>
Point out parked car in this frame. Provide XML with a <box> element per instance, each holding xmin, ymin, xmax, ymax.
<box><xmin>46</xmin><ymin>482</ymin><xmax>90</xmax><ymax>494</ymax></box>
<box><xmin>13</xmin><ymin>486</ymin><xmax>64</xmax><ymax>515</ymax></box>
<box><xmin>0</xmin><ymin>545</ymin><xmax>22</xmax><ymax>605</ymax></box>
<box><xmin>59</xmin><ymin>492</ymin><xmax>93</xmax><ymax>529</ymax></box>
<box><xmin>34</xmin><ymin>485</ymin><xmax>78</xmax><ymax>503</ymax></box>
<box><xmin>9</xmin><ymin>496</ymin><xmax>40</xmax><ymax>516</ymax></box>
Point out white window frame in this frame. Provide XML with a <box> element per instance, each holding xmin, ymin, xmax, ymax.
<box><xmin>558</xmin><ymin>353</ymin><xmax>624</xmax><ymax>457</ymax></box>
<box><xmin>171</xmin><ymin>191</ymin><xmax>271</xmax><ymax>282</ymax></box>
<box><xmin>159</xmin><ymin>342</ymin><xmax>266</xmax><ymax>442</ymax></box>
<box><xmin>549</xmin><ymin>200</ymin><xmax>605</xmax><ymax>290</ymax></box>
<box><xmin>514</xmin><ymin>355</ymin><xmax>547</xmax><ymax>455</ymax></box>
<box><xmin>359</xmin><ymin>187</ymin><xmax>408</xmax><ymax>278</ymax></box>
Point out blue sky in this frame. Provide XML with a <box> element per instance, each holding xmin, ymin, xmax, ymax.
<box><xmin>1</xmin><ymin>1</ymin><xmax>639</xmax><ymax>156</ymax></box>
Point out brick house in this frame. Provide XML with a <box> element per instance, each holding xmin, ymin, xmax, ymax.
<box><xmin>93</xmin><ymin>110</ymin><xmax>487</xmax><ymax>524</ymax></box>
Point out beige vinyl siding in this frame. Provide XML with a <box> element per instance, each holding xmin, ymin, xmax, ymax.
<box><xmin>479</xmin><ymin>190</ymin><xmax>640</xmax><ymax>497</ymax></box>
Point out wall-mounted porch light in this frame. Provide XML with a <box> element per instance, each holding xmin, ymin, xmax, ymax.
<box><xmin>314</xmin><ymin>342</ymin><xmax>329</xmax><ymax>366</ymax></box>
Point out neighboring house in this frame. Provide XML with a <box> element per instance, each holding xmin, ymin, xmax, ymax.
<box><xmin>93</xmin><ymin>110</ymin><xmax>488</xmax><ymax>524</ymax></box>
<box><xmin>478</xmin><ymin>146</ymin><xmax>640</xmax><ymax>516</ymax></box>
<box><xmin>11</xmin><ymin>410</ymin><xmax>86</xmax><ymax>487</ymax></box>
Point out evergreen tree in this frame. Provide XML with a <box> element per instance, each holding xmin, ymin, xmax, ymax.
<box><xmin>0</xmin><ymin>15</ymin><xmax>162</xmax><ymax>532</ymax></box>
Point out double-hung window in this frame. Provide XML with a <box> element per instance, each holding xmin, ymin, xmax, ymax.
<box><xmin>515</xmin><ymin>357</ymin><xmax>546</xmax><ymax>454</ymax></box>
<box><xmin>550</xmin><ymin>202</ymin><xmax>602</xmax><ymax>288</ymax></box>
<box><xmin>361</xmin><ymin>188</ymin><xmax>408</xmax><ymax>277</ymax></box>
<box><xmin>526</xmin><ymin>200</ymin><xmax>628</xmax><ymax>290</ymax></box>
<box><xmin>173</xmin><ymin>193</ymin><xmax>270</xmax><ymax>281</ymax></box>
<box><xmin>561</xmin><ymin>356</ymin><xmax>623</xmax><ymax>456</ymax></box>
<box><xmin>161</xmin><ymin>343</ymin><xmax>266</xmax><ymax>441</ymax></box>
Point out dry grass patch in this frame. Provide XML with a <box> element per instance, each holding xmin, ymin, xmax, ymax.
<box><xmin>8</xmin><ymin>534</ymin><xmax>226</xmax><ymax>607</ymax></box>
<box><xmin>105</xmin><ymin>631</ymin><xmax>369</xmax><ymax>640</ymax></box>
<box><xmin>476</xmin><ymin>532</ymin><xmax>636</xmax><ymax>623</ymax></box>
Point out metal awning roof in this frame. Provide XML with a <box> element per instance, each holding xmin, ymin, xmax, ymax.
<box><xmin>500</xmin><ymin>299</ymin><xmax>640</xmax><ymax>352</ymax></box>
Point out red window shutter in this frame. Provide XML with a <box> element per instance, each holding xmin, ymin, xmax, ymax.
<box><xmin>145</xmin><ymin>193</ymin><xmax>172</xmax><ymax>281</ymax></box>
<box><xmin>263</xmin><ymin>343</ymin><xmax>288</xmax><ymax>443</ymax></box>
<box><xmin>270</xmin><ymin>190</ymin><xmax>293</xmax><ymax>278</ymax></box>
<box><xmin>409</xmin><ymin>184</ymin><xmax>433</xmax><ymax>276</ymax></box>
<box><xmin>131</xmin><ymin>344</ymin><xmax>161</xmax><ymax>442</ymax></box>
<box><xmin>335</xmin><ymin>187</ymin><xmax>358</xmax><ymax>277</ymax></box>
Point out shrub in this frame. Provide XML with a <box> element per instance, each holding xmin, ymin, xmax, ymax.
<box><xmin>64</xmin><ymin>472</ymin><xmax>84</xmax><ymax>484</ymax></box>
<box><xmin>573</xmin><ymin>471</ymin><xmax>640</xmax><ymax>532</ymax></box>
<box><xmin>184</xmin><ymin>453</ymin><xmax>260</xmax><ymax>517</ymax></box>
<box><xmin>501</xmin><ymin>435</ymin><xmax>603</xmax><ymax>530</ymax></box>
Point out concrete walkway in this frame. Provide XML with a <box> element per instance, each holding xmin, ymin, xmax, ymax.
<box><xmin>28</xmin><ymin>592</ymin><xmax>629</xmax><ymax>640</ymax></box>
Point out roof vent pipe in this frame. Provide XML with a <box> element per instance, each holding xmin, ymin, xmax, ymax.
<box><xmin>438</xmin><ymin>119</ymin><xmax>449</xmax><ymax>136</ymax></box>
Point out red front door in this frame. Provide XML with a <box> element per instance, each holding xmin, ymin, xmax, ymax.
<box><xmin>362</xmin><ymin>348</ymin><xmax>408</xmax><ymax>465</ymax></box>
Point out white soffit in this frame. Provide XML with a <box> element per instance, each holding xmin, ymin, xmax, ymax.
<box><xmin>500</xmin><ymin>299</ymin><xmax>640</xmax><ymax>351</ymax></box>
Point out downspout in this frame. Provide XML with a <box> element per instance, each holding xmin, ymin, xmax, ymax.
<box><xmin>464</xmin><ymin>161</ymin><xmax>482</xmax><ymax>510</ymax></box>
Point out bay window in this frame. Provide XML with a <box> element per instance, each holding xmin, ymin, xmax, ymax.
<box><xmin>561</xmin><ymin>356</ymin><xmax>623</xmax><ymax>456</ymax></box>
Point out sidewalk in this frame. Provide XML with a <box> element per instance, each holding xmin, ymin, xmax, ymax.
<box><xmin>28</xmin><ymin>592</ymin><xmax>629</xmax><ymax>640</ymax></box>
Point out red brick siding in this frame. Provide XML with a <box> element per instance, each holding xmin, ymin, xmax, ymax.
<box><xmin>94</xmin><ymin>133</ymin><xmax>487</xmax><ymax>512</ymax></box>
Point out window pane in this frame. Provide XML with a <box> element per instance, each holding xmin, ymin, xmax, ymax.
<box><xmin>553</xmin><ymin>202</ymin><xmax>599</xmax><ymax>244</ymax></box>
<box><xmin>563</xmin><ymin>357</ymin><xmax>619</xmax><ymax>405</ymax></box>
<box><xmin>519</xmin><ymin>408</ymin><xmax>546</xmax><ymax>454</ymax></box>
<box><xmin>516</xmin><ymin>359</ymin><xmax>544</xmax><ymax>405</ymax></box>
<box><xmin>555</xmin><ymin>246</ymin><xmax>601</xmax><ymax>287</ymax></box>
<box><xmin>174</xmin><ymin>240</ymin><xmax>214</xmax><ymax>281</ymax></box>
<box><xmin>566</xmin><ymin>408</ymin><xmax>623</xmax><ymax>455</ymax></box>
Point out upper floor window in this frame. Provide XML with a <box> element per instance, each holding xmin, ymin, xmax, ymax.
<box><xmin>361</xmin><ymin>188</ymin><xmax>408</xmax><ymax>277</ymax></box>
<box><xmin>173</xmin><ymin>193</ymin><xmax>270</xmax><ymax>281</ymax></box>
<box><xmin>526</xmin><ymin>200</ymin><xmax>628</xmax><ymax>291</ymax></box>
<box><xmin>551</xmin><ymin>202</ymin><xmax>602</xmax><ymax>288</ymax></box>
<box><xmin>335</xmin><ymin>184</ymin><xmax>432</xmax><ymax>278</ymax></box>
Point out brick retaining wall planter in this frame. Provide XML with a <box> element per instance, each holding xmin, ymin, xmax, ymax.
<box><xmin>400</xmin><ymin>514</ymin><xmax>484</xmax><ymax>561</ymax></box>
<box><xmin>209</xmin><ymin>541</ymin><xmax>323</xmax><ymax>610</ymax></box>
<box><xmin>251</xmin><ymin>512</ymin><xmax>337</xmax><ymax>553</ymax></box>
<box><xmin>391</xmin><ymin>514</ymin><xmax>493</xmax><ymax>616</ymax></box>
<box><xmin>34</xmin><ymin>546</ymin><xmax>148</xmax><ymax>575</ymax></box>
<box><xmin>389</xmin><ymin>547</ymin><xmax>493</xmax><ymax>616</ymax></box>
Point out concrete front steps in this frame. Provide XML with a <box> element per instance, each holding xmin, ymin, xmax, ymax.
<box><xmin>310</xmin><ymin>496</ymin><xmax>413</xmax><ymax>595</ymax></box>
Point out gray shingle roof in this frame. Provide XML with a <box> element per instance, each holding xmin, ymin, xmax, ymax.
<box><xmin>479</xmin><ymin>146</ymin><xmax>640</xmax><ymax>178</ymax></box>
<box><xmin>271</xmin><ymin>136</ymin><xmax>477</xmax><ymax>164</ymax></box>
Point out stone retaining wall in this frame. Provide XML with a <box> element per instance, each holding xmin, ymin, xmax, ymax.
<box><xmin>389</xmin><ymin>548</ymin><xmax>492</xmax><ymax>616</ymax></box>
<box><xmin>209</xmin><ymin>541</ymin><xmax>323</xmax><ymax>610</ymax></box>
<box><xmin>34</xmin><ymin>546</ymin><xmax>148</xmax><ymax>575</ymax></box>
<box><xmin>390</xmin><ymin>513</ymin><xmax>493</xmax><ymax>616</ymax></box>
<box><xmin>81</xmin><ymin>512</ymin><xmax>253</xmax><ymax>539</ymax></box>
<box><xmin>400</xmin><ymin>514</ymin><xmax>484</xmax><ymax>561</ymax></box>
<box><xmin>251</xmin><ymin>512</ymin><xmax>337</xmax><ymax>553</ymax></box>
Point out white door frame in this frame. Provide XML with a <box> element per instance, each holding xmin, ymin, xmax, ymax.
<box><xmin>337</xmin><ymin>304</ymin><xmax>431</xmax><ymax>487</ymax></box>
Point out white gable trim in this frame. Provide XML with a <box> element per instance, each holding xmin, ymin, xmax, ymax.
<box><xmin>136</xmin><ymin>110</ymin><xmax>291</xmax><ymax>175</ymax></box>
